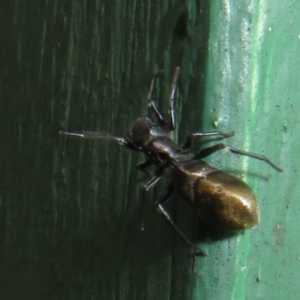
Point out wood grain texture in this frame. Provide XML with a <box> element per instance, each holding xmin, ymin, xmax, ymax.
<box><xmin>0</xmin><ymin>0</ymin><xmax>298</xmax><ymax>299</ymax></box>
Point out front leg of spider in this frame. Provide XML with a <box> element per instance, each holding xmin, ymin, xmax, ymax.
<box><xmin>59</xmin><ymin>130</ymin><xmax>139</xmax><ymax>151</ymax></box>
<box><xmin>167</xmin><ymin>66</ymin><xmax>180</xmax><ymax>131</ymax></box>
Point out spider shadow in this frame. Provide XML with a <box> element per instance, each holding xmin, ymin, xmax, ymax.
<box><xmin>195</xmin><ymin>219</ymin><xmax>245</xmax><ymax>244</ymax></box>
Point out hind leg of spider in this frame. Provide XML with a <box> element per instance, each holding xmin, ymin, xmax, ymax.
<box><xmin>155</xmin><ymin>181</ymin><xmax>207</xmax><ymax>256</ymax></box>
<box><xmin>194</xmin><ymin>143</ymin><xmax>283</xmax><ymax>172</ymax></box>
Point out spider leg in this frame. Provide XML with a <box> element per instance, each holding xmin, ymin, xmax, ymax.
<box><xmin>194</xmin><ymin>143</ymin><xmax>283</xmax><ymax>172</ymax></box>
<box><xmin>59</xmin><ymin>131</ymin><xmax>139</xmax><ymax>151</ymax></box>
<box><xmin>154</xmin><ymin>181</ymin><xmax>207</xmax><ymax>256</ymax></box>
<box><xmin>168</xmin><ymin>67</ymin><xmax>180</xmax><ymax>131</ymax></box>
<box><xmin>181</xmin><ymin>130</ymin><xmax>234</xmax><ymax>150</ymax></box>
<box><xmin>147</xmin><ymin>70</ymin><xmax>166</xmax><ymax>125</ymax></box>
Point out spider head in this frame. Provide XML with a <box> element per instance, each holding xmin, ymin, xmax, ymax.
<box><xmin>129</xmin><ymin>116</ymin><xmax>166</xmax><ymax>148</ymax></box>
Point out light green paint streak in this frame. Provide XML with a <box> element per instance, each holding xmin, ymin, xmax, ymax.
<box><xmin>232</xmin><ymin>233</ymin><xmax>252</xmax><ymax>300</ymax></box>
<box><xmin>249</xmin><ymin>0</ymin><xmax>266</xmax><ymax>133</ymax></box>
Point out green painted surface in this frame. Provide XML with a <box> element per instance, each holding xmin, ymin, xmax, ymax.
<box><xmin>0</xmin><ymin>0</ymin><xmax>299</xmax><ymax>299</ymax></box>
<box><xmin>197</xmin><ymin>1</ymin><xmax>300</xmax><ymax>300</ymax></box>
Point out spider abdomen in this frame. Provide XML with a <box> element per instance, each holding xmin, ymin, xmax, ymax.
<box><xmin>174</xmin><ymin>160</ymin><xmax>259</xmax><ymax>230</ymax></box>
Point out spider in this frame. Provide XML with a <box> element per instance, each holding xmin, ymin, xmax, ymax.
<box><xmin>60</xmin><ymin>67</ymin><xmax>282</xmax><ymax>256</ymax></box>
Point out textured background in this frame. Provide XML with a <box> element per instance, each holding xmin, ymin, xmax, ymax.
<box><xmin>0</xmin><ymin>0</ymin><xmax>299</xmax><ymax>299</ymax></box>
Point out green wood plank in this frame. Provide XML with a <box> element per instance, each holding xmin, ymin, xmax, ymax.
<box><xmin>0</xmin><ymin>1</ymin><xmax>299</xmax><ymax>299</ymax></box>
<box><xmin>197</xmin><ymin>1</ymin><xmax>300</xmax><ymax>300</ymax></box>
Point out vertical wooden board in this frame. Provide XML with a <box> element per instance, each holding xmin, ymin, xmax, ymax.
<box><xmin>0</xmin><ymin>0</ymin><xmax>206</xmax><ymax>299</ymax></box>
